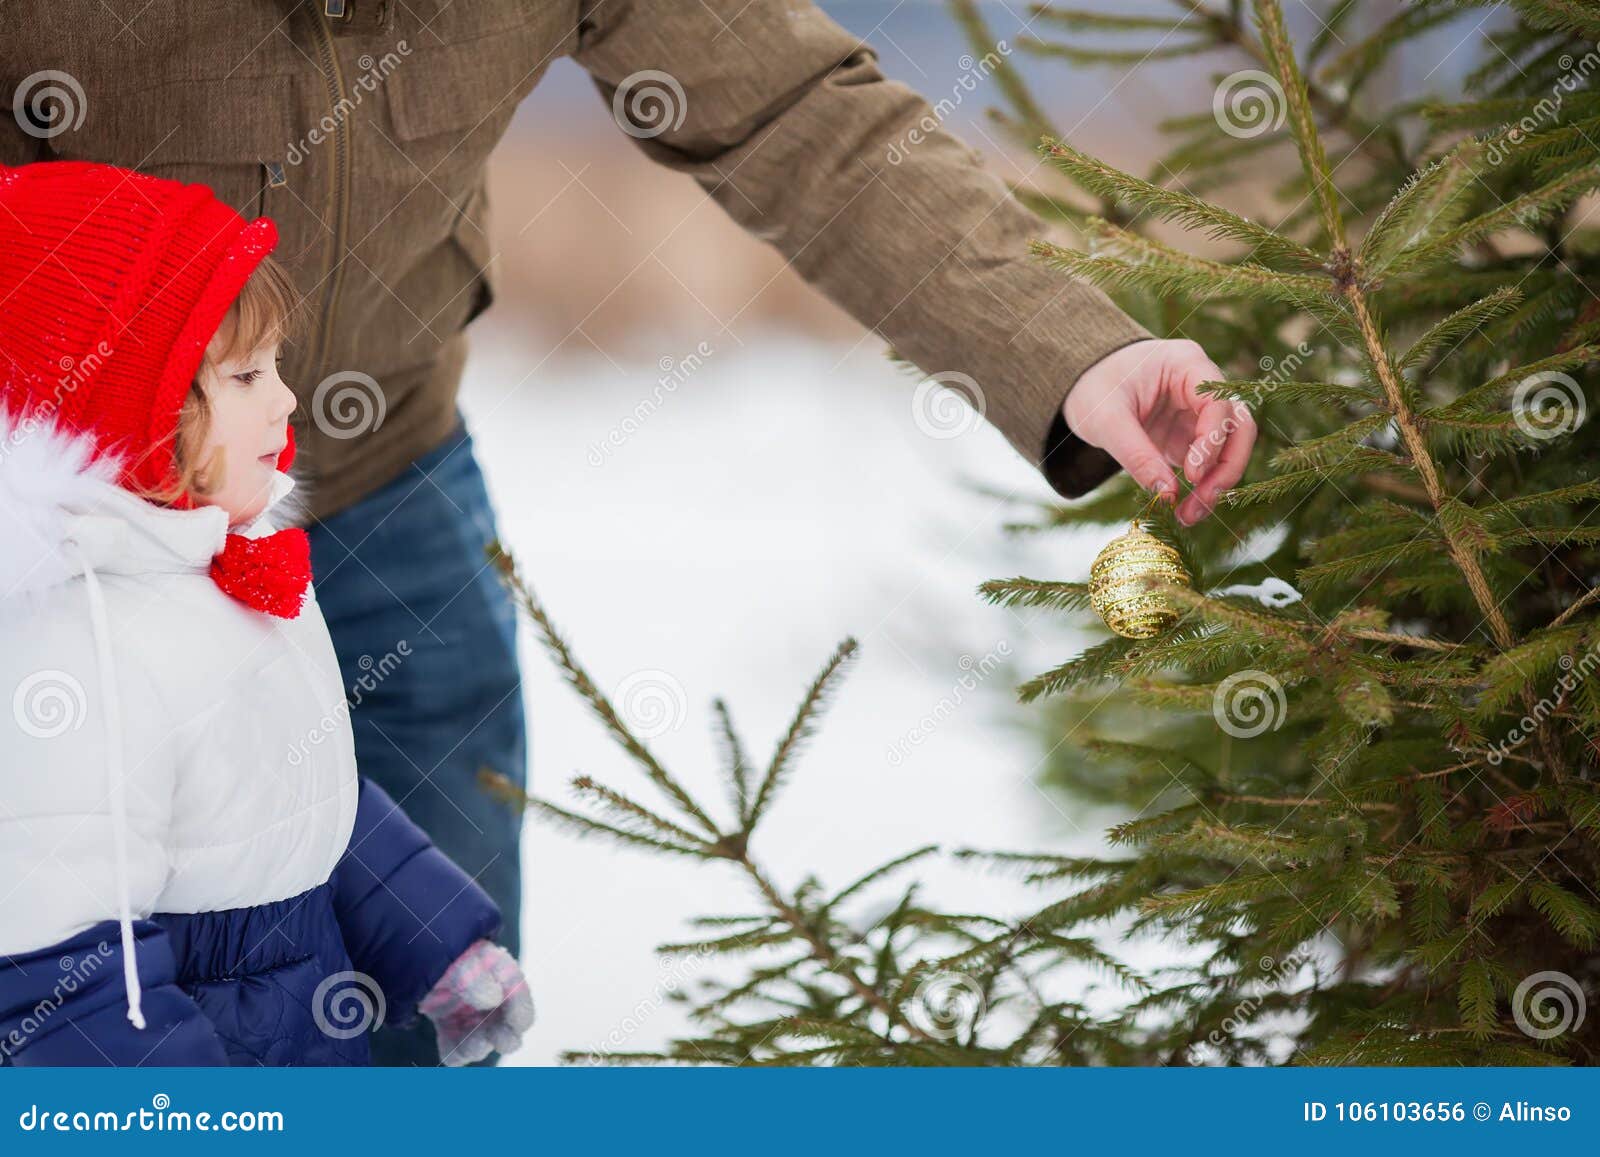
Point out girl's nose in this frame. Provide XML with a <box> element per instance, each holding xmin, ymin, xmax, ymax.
<box><xmin>271</xmin><ymin>377</ymin><xmax>297</xmax><ymax>422</ymax></box>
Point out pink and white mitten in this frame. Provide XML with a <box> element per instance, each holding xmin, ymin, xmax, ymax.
<box><xmin>418</xmin><ymin>940</ymin><xmax>534</xmax><ymax>1066</ymax></box>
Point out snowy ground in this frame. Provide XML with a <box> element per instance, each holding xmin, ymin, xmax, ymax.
<box><xmin>456</xmin><ymin>327</ymin><xmax>1181</xmax><ymax>1064</ymax></box>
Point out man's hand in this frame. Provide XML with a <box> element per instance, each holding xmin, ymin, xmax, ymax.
<box><xmin>1063</xmin><ymin>338</ymin><xmax>1257</xmax><ymax>526</ymax></box>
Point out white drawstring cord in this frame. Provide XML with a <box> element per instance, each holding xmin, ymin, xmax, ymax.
<box><xmin>73</xmin><ymin>545</ymin><xmax>145</xmax><ymax>1030</ymax></box>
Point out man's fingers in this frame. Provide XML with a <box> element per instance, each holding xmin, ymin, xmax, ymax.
<box><xmin>1071</xmin><ymin>337</ymin><xmax>1254</xmax><ymax>518</ymax></box>
<box><xmin>1201</xmin><ymin>402</ymin><xmax>1256</xmax><ymax>499</ymax></box>
<box><xmin>1178</xmin><ymin>401</ymin><xmax>1256</xmax><ymax>524</ymax></box>
<box><xmin>1174</xmin><ymin>346</ymin><xmax>1230</xmax><ymax>479</ymax></box>
<box><xmin>1098</xmin><ymin>418</ymin><xmax>1179</xmax><ymax>502</ymax></box>
<box><xmin>1184</xmin><ymin>397</ymin><xmax>1235</xmax><ymax>486</ymax></box>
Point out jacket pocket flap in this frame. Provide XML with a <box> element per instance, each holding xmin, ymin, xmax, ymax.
<box><xmin>385</xmin><ymin>32</ymin><xmax>548</xmax><ymax>143</ymax></box>
<box><xmin>63</xmin><ymin>75</ymin><xmax>298</xmax><ymax>168</ymax></box>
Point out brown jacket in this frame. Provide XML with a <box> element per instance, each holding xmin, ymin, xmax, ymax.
<box><xmin>1</xmin><ymin>0</ymin><xmax>1153</xmax><ymax>519</ymax></box>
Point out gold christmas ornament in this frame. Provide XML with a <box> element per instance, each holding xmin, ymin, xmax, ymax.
<box><xmin>1089</xmin><ymin>524</ymin><xmax>1191</xmax><ymax>639</ymax></box>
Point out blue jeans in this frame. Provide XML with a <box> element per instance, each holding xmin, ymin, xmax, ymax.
<box><xmin>307</xmin><ymin>411</ymin><xmax>526</xmax><ymax>1067</ymax></box>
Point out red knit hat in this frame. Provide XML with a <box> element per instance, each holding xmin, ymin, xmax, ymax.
<box><xmin>0</xmin><ymin>160</ymin><xmax>295</xmax><ymax>503</ymax></box>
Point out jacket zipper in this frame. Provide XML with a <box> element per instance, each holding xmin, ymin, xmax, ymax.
<box><xmin>309</xmin><ymin>7</ymin><xmax>352</xmax><ymax>373</ymax></box>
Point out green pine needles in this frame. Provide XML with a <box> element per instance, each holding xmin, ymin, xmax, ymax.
<box><xmin>972</xmin><ymin>0</ymin><xmax>1600</xmax><ymax>1064</ymax></box>
<box><xmin>485</xmin><ymin>0</ymin><xmax>1600</xmax><ymax>1066</ymax></box>
<box><xmin>484</xmin><ymin>540</ymin><xmax>1149</xmax><ymax>1065</ymax></box>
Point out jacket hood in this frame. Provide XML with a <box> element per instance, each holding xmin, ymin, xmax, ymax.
<box><xmin>0</xmin><ymin>405</ymin><xmax>303</xmax><ymax>604</ymax></box>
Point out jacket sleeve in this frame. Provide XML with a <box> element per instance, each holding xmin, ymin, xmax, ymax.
<box><xmin>330</xmin><ymin>777</ymin><xmax>502</xmax><ymax>1029</ymax></box>
<box><xmin>571</xmin><ymin>0</ymin><xmax>1154</xmax><ymax>499</ymax></box>
<box><xmin>0</xmin><ymin>604</ymin><xmax>227</xmax><ymax>1066</ymax></box>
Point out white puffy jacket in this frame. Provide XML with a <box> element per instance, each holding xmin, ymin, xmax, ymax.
<box><xmin>0</xmin><ymin>407</ymin><xmax>358</xmax><ymax>1025</ymax></box>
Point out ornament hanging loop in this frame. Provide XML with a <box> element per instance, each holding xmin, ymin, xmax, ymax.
<box><xmin>1131</xmin><ymin>487</ymin><xmax>1166</xmax><ymax>531</ymax></box>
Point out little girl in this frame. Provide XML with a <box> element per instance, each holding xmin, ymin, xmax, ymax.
<box><xmin>0</xmin><ymin>161</ymin><xmax>532</xmax><ymax>1067</ymax></box>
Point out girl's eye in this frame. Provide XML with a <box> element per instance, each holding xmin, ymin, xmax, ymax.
<box><xmin>233</xmin><ymin>370</ymin><xmax>262</xmax><ymax>385</ymax></box>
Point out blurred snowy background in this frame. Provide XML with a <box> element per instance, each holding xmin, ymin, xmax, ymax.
<box><xmin>453</xmin><ymin>0</ymin><xmax>1479</xmax><ymax>1063</ymax></box>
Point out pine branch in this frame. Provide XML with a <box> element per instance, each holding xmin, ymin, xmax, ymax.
<box><xmin>1039</xmin><ymin>136</ymin><xmax>1325</xmax><ymax>267</ymax></box>
<box><xmin>1398</xmin><ymin>286</ymin><xmax>1524</xmax><ymax>371</ymax></box>
<box><xmin>1020</xmin><ymin>36</ymin><xmax>1218</xmax><ymax>66</ymax></box>
<box><xmin>745</xmin><ymin>637</ymin><xmax>858</xmax><ymax>831</ymax></box>
<box><xmin>949</xmin><ymin>0</ymin><xmax>1056</xmax><ymax>149</ymax></box>
<box><xmin>976</xmin><ymin>577</ymin><xmax>1096</xmax><ymax>615</ymax></box>
<box><xmin>712</xmin><ymin>698</ymin><xmax>755</xmax><ymax>828</ymax></box>
<box><xmin>570</xmin><ymin>775</ymin><xmax>711</xmax><ymax>849</ymax></box>
<box><xmin>478</xmin><ymin>768</ymin><xmax>711</xmax><ymax>858</ymax></box>
<box><xmin>487</xmin><ymin>542</ymin><xmax>723</xmax><ymax>836</ymax></box>
<box><xmin>1336</xmin><ymin>268</ymin><xmax>1520</xmax><ymax>651</ymax></box>
<box><xmin>1428</xmin><ymin>345</ymin><xmax>1600</xmax><ymax>420</ymax></box>
<box><xmin>737</xmin><ymin>858</ymin><xmax>940</xmax><ymax>1044</ymax></box>
<box><xmin>1252</xmin><ymin>0</ymin><xmax>1346</xmax><ymax>249</ymax></box>
<box><xmin>1223</xmin><ymin>446</ymin><xmax>1411</xmax><ymax>506</ymax></box>
<box><xmin>1030</xmin><ymin>228</ymin><xmax>1332</xmax><ymax>306</ymax></box>
<box><xmin>825</xmin><ymin>845</ymin><xmax>941</xmax><ymax>911</ymax></box>
<box><xmin>1387</xmin><ymin>160</ymin><xmax>1600</xmax><ymax>274</ymax></box>
<box><xmin>1359</xmin><ymin>138</ymin><xmax>1484</xmax><ymax>271</ymax></box>
<box><xmin>1198</xmin><ymin>378</ymin><xmax>1384</xmax><ymax>409</ymax></box>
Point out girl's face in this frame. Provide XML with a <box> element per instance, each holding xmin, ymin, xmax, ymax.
<box><xmin>191</xmin><ymin>335</ymin><xmax>297</xmax><ymax>527</ymax></box>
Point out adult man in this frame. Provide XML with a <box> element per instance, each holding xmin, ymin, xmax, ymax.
<box><xmin>0</xmin><ymin>0</ymin><xmax>1254</xmax><ymax>1065</ymax></box>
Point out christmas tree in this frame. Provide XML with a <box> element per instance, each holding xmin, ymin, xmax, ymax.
<box><xmin>486</xmin><ymin>0</ymin><xmax>1600</xmax><ymax>1065</ymax></box>
<box><xmin>970</xmin><ymin>0</ymin><xmax>1600</xmax><ymax>1065</ymax></box>
<box><xmin>483</xmin><ymin>546</ymin><xmax>1151</xmax><ymax>1064</ymax></box>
